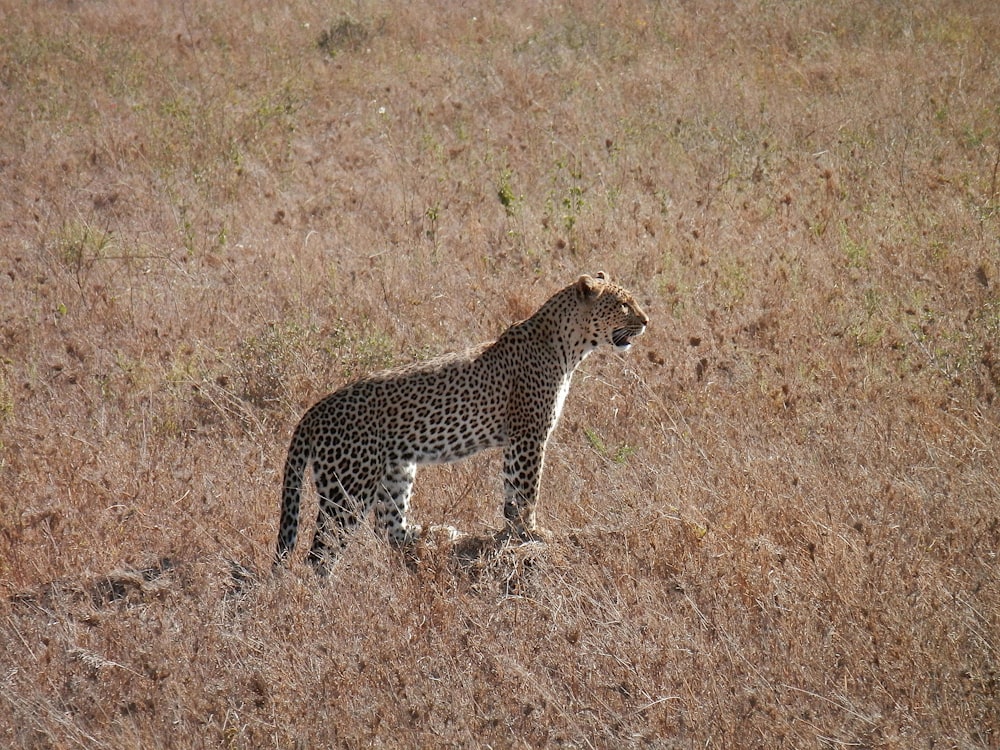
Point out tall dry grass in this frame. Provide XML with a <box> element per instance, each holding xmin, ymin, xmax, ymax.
<box><xmin>1</xmin><ymin>0</ymin><xmax>998</xmax><ymax>747</ymax></box>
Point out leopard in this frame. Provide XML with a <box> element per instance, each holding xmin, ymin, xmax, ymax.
<box><xmin>274</xmin><ymin>272</ymin><xmax>648</xmax><ymax>571</ymax></box>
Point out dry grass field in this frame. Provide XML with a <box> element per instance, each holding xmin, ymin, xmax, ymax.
<box><xmin>1</xmin><ymin>0</ymin><xmax>998</xmax><ymax>747</ymax></box>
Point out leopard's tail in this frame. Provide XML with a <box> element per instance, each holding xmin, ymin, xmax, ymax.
<box><xmin>274</xmin><ymin>431</ymin><xmax>310</xmax><ymax>566</ymax></box>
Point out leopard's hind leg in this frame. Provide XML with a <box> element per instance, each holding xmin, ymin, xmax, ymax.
<box><xmin>374</xmin><ymin>462</ymin><xmax>422</xmax><ymax>547</ymax></box>
<box><xmin>308</xmin><ymin>471</ymin><xmax>364</xmax><ymax>574</ymax></box>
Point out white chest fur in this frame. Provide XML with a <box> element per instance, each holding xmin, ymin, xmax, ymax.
<box><xmin>549</xmin><ymin>373</ymin><xmax>574</xmax><ymax>437</ymax></box>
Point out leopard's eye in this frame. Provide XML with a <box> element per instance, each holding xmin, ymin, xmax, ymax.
<box><xmin>621</xmin><ymin>303</ymin><xmax>630</xmax><ymax>314</ymax></box>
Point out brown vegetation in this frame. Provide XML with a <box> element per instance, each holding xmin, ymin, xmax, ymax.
<box><xmin>1</xmin><ymin>1</ymin><xmax>998</xmax><ymax>747</ymax></box>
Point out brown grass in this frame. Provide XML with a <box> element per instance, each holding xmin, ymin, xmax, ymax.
<box><xmin>1</xmin><ymin>0</ymin><xmax>998</xmax><ymax>747</ymax></box>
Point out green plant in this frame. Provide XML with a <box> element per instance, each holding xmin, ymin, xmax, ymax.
<box><xmin>549</xmin><ymin>158</ymin><xmax>586</xmax><ymax>234</ymax></box>
<box><xmin>840</xmin><ymin>222</ymin><xmax>870</xmax><ymax>268</ymax></box>
<box><xmin>497</xmin><ymin>167</ymin><xmax>519</xmax><ymax>216</ymax></box>
<box><xmin>55</xmin><ymin>221</ymin><xmax>114</xmax><ymax>272</ymax></box>
<box><xmin>583</xmin><ymin>426</ymin><xmax>634</xmax><ymax>464</ymax></box>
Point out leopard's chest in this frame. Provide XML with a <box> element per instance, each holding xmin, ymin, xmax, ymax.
<box><xmin>548</xmin><ymin>372</ymin><xmax>574</xmax><ymax>436</ymax></box>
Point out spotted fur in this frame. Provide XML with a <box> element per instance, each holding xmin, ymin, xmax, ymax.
<box><xmin>274</xmin><ymin>273</ymin><xmax>648</xmax><ymax>571</ymax></box>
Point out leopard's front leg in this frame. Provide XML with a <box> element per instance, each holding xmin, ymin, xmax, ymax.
<box><xmin>502</xmin><ymin>437</ymin><xmax>550</xmax><ymax>541</ymax></box>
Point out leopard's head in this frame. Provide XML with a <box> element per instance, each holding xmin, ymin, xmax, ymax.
<box><xmin>575</xmin><ymin>272</ymin><xmax>648</xmax><ymax>352</ymax></box>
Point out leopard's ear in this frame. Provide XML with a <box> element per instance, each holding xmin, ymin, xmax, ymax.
<box><xmin>594</xmin><ymin>271</ymin><xmax>608</xmax><ymax>281</ymax></box>
<box><xmin>576</xmin><ymin>274</ymin><xmax>605</xmax><ymax>301</ymax></box>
